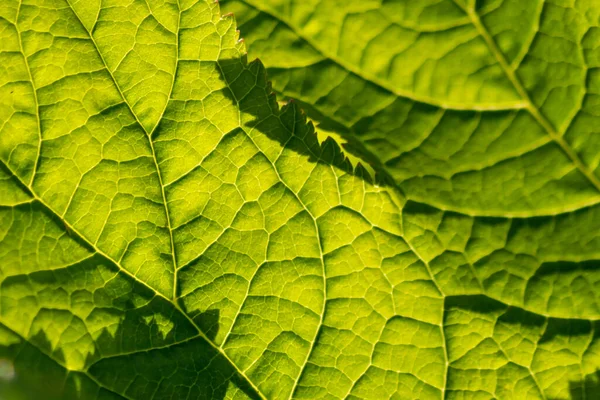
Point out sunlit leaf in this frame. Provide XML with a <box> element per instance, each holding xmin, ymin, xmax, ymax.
<box><xmin>1</xmin><ymin>0</ymin><xmax>599</xmax><ymax>399</ymax></box>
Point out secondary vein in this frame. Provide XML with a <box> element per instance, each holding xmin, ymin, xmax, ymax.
<box><xmin>0</xmin><ymin>155</ymin><xmax>268</xmax><ymax>400</ymax></box>
<box><xmin>456</xmin><ymin>1</ymin><xmax>600</xmax><ymax>193</ymax></box>
<box><xmin>63</xmin><ymin>0</ymin><xmax>182</xmax><ymax>300</ymax></box>
<box><xmin>237</xmin><ymin>0</ymin><xmax>528</xmax><ymax>112</ymax></box>
<box><xmin>15</xmin><ymin>0</ymin><xmax>42</xmax><ymax>187</ymax></box>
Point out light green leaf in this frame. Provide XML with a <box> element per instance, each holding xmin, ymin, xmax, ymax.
<box><xmin>222</xmin><ymin>1</ymin><xmax>600</xmax><ymax>398</ymax></box>
<box><xmin>225</xmin><ymin>0</ymin><xmax>600</xmax><ymax>215</ymax></box>
<box><xmin>0</xmin><ymin>0</ymin><xmax>599</xmax><ymax>400</ymax></box>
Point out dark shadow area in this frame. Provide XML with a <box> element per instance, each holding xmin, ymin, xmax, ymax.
<box><xmin>567</xmin><ymin>369</ymin><xmax>600</xmax><ymax>400</ymax></box>
<box><xmin>215</xmin><ymin>55</ymin><xmax>398</xmax><ymax>188</ymax></box>
<box><xmin>444</xmin><ymin>294</ymin><xmax>507</xmax><ymax>316</ymax></box>
<box><xmin>0</xmin><ymin>158</ymin><xmax>29</xmax><ymax>192</ymax></box>
<box><xmin>89</xmin><ymin>321</ymin><xmax>260</xmax><ymax>400</ymax></box>
<box><xmin>2</xmin><ymin>155</ymin><xmax>261</xmax><ymax>398</ymax></box>
<box><xmin>528</xmin><ymin>260</ymin><xmax>600</xmax><ymax>280</ymax></box>
<box><xmin>0</xmin><ymin>322</ymin><xmax>123</xmax><ymax>400</ymax></box>
<box><xmin>538</xmin><ymin>317</ymin><xmax>592</xmax><ymax>346</ymax></box>
<box><xmin>194</xmin><ymin>309</ymin><xmax>221</xmax><ymax>342</ymax></box>
<box><xmin>274</xmin><ymin>94</ymin><xmax>398</xmax><ymax>185</ymax></box>
<box><xmin>0</xmin><ymin>253</ymin><xmax>260</xmax><ymax>400</ymax></box>
<box><xmin>224</xmin><ymin>1</ymin><xmax>417</xmax><ymax>190</ymax></box>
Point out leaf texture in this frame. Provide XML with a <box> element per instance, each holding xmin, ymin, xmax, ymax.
<box><xmin>224</xmin><ymin>0</ymin><xmax>600</xmax><ymax>215</ymax></box>
<box><xmin>218</xmin><ymin>1</ymin><xmax>600</xmax><ymax>398</ymax></box>
<box><xmin>0</xmin><ymin>0</ymin><xmax>598</xmax><ymax>399</ymax></box>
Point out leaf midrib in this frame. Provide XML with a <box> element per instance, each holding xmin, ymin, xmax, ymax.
<box><xmin>147</xmin><ymin>0</ymin><xmax>182</xmax><ymax>301</ymax></box>
<box><xmin>0</xmin><ymin>156</ymin><xmax>267</xmax><ymax>400</ymax></box>
<box><xmin>10</xmin><ymin>2</ymin><xmax>596</xmax><ymax>400</ymax></box>
<box><xmin>15</xmin><ymin>0</ymin><xmax>41</xmax><ymax>187</ymax></box>
<box><xmin>454</xmin><ymin>1</ymin><xmax>600</xmax><ymax>194</ymax></box>
<box><xmin>62</xmin><ymin>0</ymin><xmax>183</xmax><ymax>299</ymax></box>
<box><xmin>239</xmin><ymin>0</ymin><xmax>600</xmax><ymax>197</ymax></box>
<box><xmin>237</xmin><ymin>0</ymin><xmax>527</xmax><ymax>112</ymax></box>
<box><xmin>14</xmin><ymin>1</ymin><xmax>318</xmax><ymax>396</ymax></box>
<box><xmin>12</xmin><ymin>1</ymin><xmax>267</xmax><ymax>397</ymax></box>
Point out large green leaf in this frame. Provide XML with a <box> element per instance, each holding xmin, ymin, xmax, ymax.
<box><xmin>219</xmin><ymin>1</ymin><xmax>600</xmax><ymax>398</ymax></box>
<box><xmin>224</xmin><ymin>0</ymin><xmax>600</xmax><ymax>215</ymax></box>
<box><xmin>217</xmin><ymin>2</ymin><xmax>600</xmax><ymax>398</ymax></box>
<box><xmin>0</xmin><ymin>0</ymin><xmax>598</xmax><ymax>399</ymax></box>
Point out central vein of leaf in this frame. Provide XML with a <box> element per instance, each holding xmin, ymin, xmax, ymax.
<box><xmin>454</xmin><ymin>0</ymin><xmax>600</xmax><ymax>193</ymax></box>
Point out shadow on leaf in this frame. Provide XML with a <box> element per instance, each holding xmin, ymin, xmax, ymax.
<box><xmin>0</xmin><ymin>248</ymin><xmax>260</xmax><ymax>400</ymax></box>
<box><xmin>215</xmin><ymin>55</ymin><xmax>394</xmax><ymax>188</ymax></box>
<box><xmin>568</xmin><ymin>369</ymin><xmax>600</xmax><ymax>399</ymax></box>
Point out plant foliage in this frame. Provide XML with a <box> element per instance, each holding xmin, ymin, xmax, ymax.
<box><xmin>0</xmin><ymin>0</ymin><xmax>599</xmax><ymax>399</ymax></box>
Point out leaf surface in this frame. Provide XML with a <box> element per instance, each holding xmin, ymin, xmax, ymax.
<box><xmin>218</xmin><ymin>1</ymin><xmax>600</xmax><ymax>398</ymax></box>
<box><xmin>224</xmin><ymin>0</ymin><xmax>600</xmax><ymax>215</ymax></box>
<box><xmin>0</xmin><ymin>0</ymin><xmax>599</xmax><ymax>399</ymax></box>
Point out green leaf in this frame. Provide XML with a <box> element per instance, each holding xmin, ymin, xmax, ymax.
<box><xmin>225</xmin><ymin>0</ymin><xmax>600</xmax><ymax>215</ymax></box>
<box><xmin>0</xmin><ymin>1</ymin><xmax>598</xmax><ymax>400</ymax></box>
<box><xmin>219</xmin><ymin>1</ymin><xmax>600</xmax><ymax>398</ymax></box>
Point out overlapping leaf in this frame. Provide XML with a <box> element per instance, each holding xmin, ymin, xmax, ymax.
<box><xmin>0</xmin><ymin>0</ymin><xmax>599</xmax><ymax>399</ymax></box>
<box><xmin>219</xmin><ymin>1</ymin><xmax>600</xmax><ymax>398</ymax></box>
